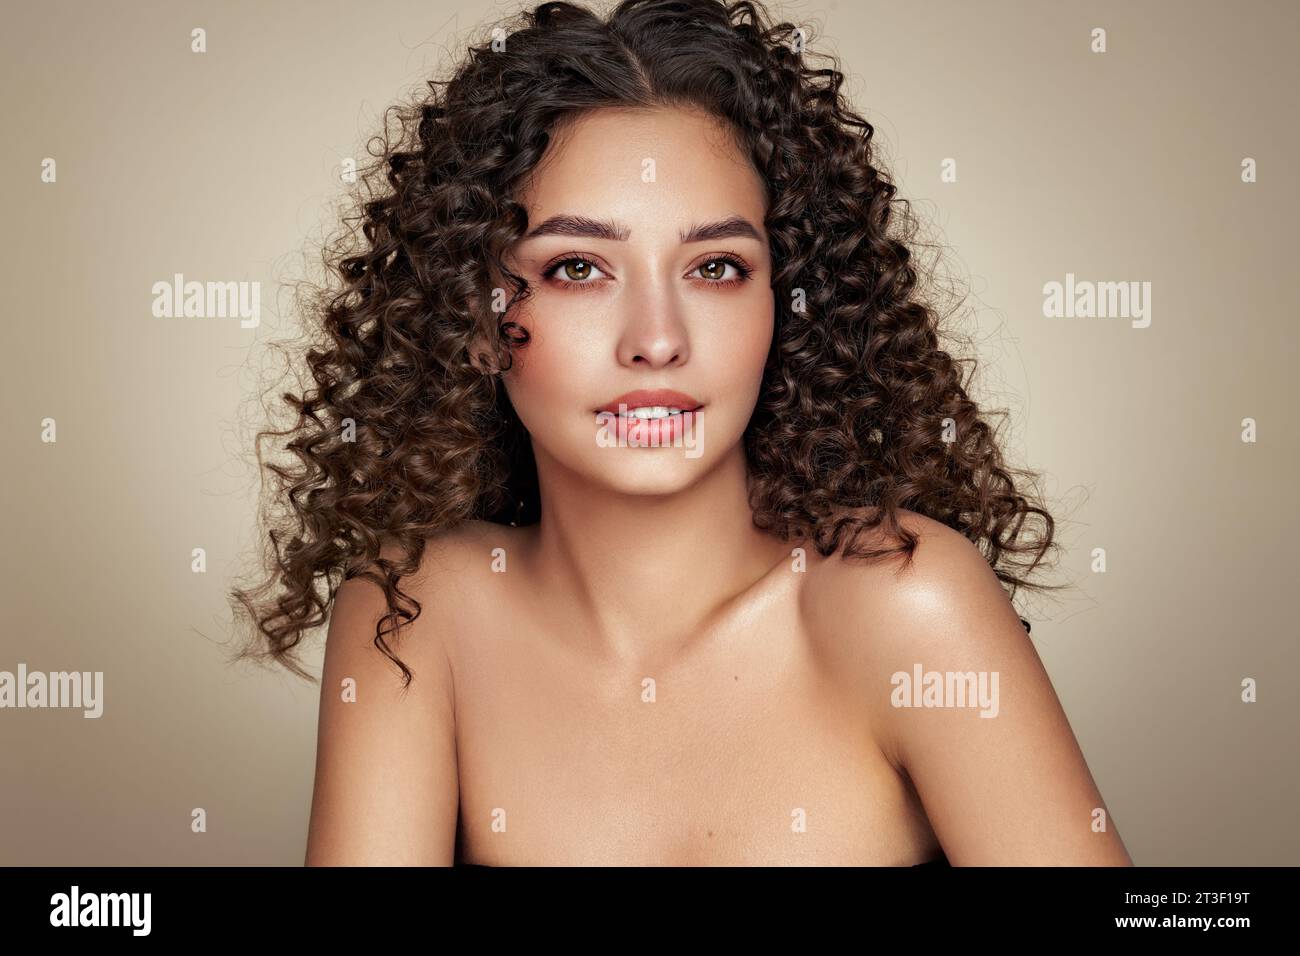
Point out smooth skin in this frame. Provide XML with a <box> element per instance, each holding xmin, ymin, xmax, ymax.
<box><xmin>304</xmin><ymin>105</ymin><xmax>1133</xmax><ymax>866</ymax></box>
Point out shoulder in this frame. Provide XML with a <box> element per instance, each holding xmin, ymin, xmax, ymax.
<box><xmin>802</xmin><ymin>509</ymin><xmax>1131</xmax><ymax>864</ymax></box>
<box><xmin>308</xmin><ymin>524</ymin><xmax>525</xmax><ymax>864</ymax></box>
<box><xmin>329</xmin><ymin>520</ymin><xmax>524</xmax><ymax>670</ymax></box>
<box><xmin>800</xmin><ymin>506</ymin><xmax>1036</xmax><ymax>747</ymax></box>
<box><xmin>802</xmin><ymin>507</ymin><xmax>1017</xmax><ymax>654</ymax></box>
<box><xmin>357</xmin><ymin>519</ymin><xmax>529</xmax><ymax>608</ymax></box>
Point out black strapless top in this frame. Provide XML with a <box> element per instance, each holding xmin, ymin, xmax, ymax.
<box><xmin>454</xmin><ymin>850</ymin><xmax>950</xmax><ymax>867</ymax></box>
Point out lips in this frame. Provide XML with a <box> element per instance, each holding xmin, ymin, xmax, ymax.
<box><xmin>595</xmin><ymin>389</ymin><xmax>702</xmax><ymax>414</ymax></box>
<box><xmin>594</xmin><ymin>389</ymin><xmax>703</xmax><ymax>447</ymax></box>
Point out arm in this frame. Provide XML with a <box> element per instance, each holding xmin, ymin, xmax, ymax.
<box><xmin>864</xmin><ymin>518</ymin><xmax>1132</xmax><ymax>866</ymax></box>
<box><xmin>304</xmin><ymin>556</ymin><xmax>459</xmax><ymax>866</ymax></box>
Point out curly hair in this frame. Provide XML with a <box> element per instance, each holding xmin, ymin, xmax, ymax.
<box><xmin>230</xmin><ymin>0</ymin><xmax>1062</xmax><ymax>688</ymax></box>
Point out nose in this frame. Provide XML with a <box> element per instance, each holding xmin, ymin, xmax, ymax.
<box><xmin>615</xmin><ymin>283</ymin><xmax>691</xmax><ymax>369</ymax></box>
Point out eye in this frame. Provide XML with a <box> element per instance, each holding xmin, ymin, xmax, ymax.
<box><xmin>539</xmin><ymin>252</ymin><xmax>755</xmax><ymax>289</ymax></box>
<box><xmin>541</xmin><ymin>256</ymin><xmax>607</xmax><ymax>285</ymax></box>
<box><xmin>693</xmin><ymin>255</ymin><xmax>753</xmax><ymax>284</ymax></box>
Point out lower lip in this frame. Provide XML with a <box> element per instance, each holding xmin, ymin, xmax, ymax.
<box><xmin>595</xmin><ymin>407</ymin><xmax>702</xmax><ymax>445</ymax></box>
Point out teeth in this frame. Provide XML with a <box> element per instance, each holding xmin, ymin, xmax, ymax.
<box><xmin>623</xmin><ymin>406</ymin><xmax>683</xmax><ymax>419</ymax></box>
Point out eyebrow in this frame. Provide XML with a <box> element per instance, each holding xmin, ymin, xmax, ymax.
<box><xmin>521</xmin><ymin>214</ymin><xmax>763</xmax><ymax>244</ymax></box>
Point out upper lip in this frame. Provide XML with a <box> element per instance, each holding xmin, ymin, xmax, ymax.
<box><xmin>596</xmin><ymin>389</ymin><xmax>702</xmax><ymax>413</ymax></box>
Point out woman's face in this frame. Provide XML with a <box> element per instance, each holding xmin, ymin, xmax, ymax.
<box><xmin>500</xmin><ymin>106</ymin><xmax>774</xmax><ymax>498</ymax></box>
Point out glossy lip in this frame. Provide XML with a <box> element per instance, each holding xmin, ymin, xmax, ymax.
<box><xmin>609</xmin><ymin>411</ymin><xmax>692</xmax><ymax>444</ymax></box>
<box><xmin>595</xmin><ymin>389</ymin><xmax>702</xmax><ymax>414</ymax></box>
<box><xmin>594</xmin><ymin>399</ymin><xmax>702</xmax><ymax>448</ymax></box>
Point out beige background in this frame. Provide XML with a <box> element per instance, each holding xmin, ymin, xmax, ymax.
<box><xmin>1</xmin><ymin>0</ymin><xmax>1295</xmax><ymax>865</ymax></box>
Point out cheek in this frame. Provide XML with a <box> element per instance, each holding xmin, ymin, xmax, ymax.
<box><xmin>501</xmin><ymin>318</ymin><xmax>592</xmax><ymax>425</ymax></box>
<box><xmin>748</xmin><ymin>306</ymin><xmax>775</xmax><ymax>372</ymax></box>
<box><xmin>710</xmin><ymin>292</ymin><xmax>774</xmax><ymax>394</ymax></box>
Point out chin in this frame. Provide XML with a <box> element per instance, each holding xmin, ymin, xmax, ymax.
<box><xmin>576</xmin><ymin>451</ymin><xmax>709</xmax><ymax>496</ymax></box>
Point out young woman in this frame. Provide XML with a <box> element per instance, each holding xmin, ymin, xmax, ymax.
<box><xmin>232</xmin><ymin>0</ymin><xmax>1133</xmax><ymax>867</ymax></box>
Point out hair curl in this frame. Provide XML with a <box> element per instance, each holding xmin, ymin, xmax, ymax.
<box><xmin>230</xmin><ymin>0</ymin><xmax>1063</xmax><ymax>688</ymax></box>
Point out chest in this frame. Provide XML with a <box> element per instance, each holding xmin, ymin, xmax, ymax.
<box><xmin>445</xmin><ymin>596</ymin><xmax>934</xmax><ymax>866</ymax></box>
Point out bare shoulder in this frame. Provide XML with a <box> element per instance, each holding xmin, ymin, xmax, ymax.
<box><xmin>303</xmin><ymin>519</ymin><xmax>519</xmax><ymax>866</ymax></box>
<box><xmin>339</xmin><ymin>519</ymin><xmax>528</xmax><ymax>636</ymax></box>
<box><xmin>801</xmin><ymin>506</ymin><xmax>1132</xmax><ymax>865</ymax></box>
<box><xmin>801</xmin><ymin>507</ymin><xmax>1010</xmax><ymax>660</ymax></box>
<box><xmin>373</xmin><ymin>519</ymin><xmax>524</xmax><ymax>591</ymax></box>
<box><xmin>804</xmin><ymin>506</ymin><xmax>1031</xmax><ymax>735</ymax></box>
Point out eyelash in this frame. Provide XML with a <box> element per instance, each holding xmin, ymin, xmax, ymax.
<box><xmin>539</xmin><ymin>252</ymin><xmax>754</xmax><ymax>290</ymax></box>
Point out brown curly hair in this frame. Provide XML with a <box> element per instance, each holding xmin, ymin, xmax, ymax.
<box><xmin>230</xmin><ymin>0</ymin><xmax>1062</xmax><ymax>688</ymax></box>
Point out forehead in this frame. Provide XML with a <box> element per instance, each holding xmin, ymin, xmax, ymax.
<box><xmin>513</xmin><ymin>106</ymin><xmax>767</xmax><ymax>229</ymax></box>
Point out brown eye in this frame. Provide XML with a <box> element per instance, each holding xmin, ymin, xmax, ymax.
<box><xmin>694</xmin><ymin>256</ymin><xmax>751</xmax><ymax>283</ymax></box>
<box><xmin>541</xmin><ymin>256</ymin><xmax>608</xmax><ymax>287</ymax></box>
<box><xmin>562</xmin><ymin>259</ymin><xmax>592</xmax><ymax>281</ymax></box>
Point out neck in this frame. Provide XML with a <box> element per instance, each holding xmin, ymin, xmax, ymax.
<box><xmin>522</xmin><ymin>443</ymin><xmax>791</xmax><ymax>662</ymax></box>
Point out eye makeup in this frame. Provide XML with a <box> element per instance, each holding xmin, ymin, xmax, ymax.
<box><xmin>538</xmin><ymin>251</ymin><xmax>755</xmax><ymax>291</ymax></box>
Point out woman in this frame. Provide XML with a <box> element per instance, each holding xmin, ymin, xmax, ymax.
<box><xmin>232</xmin><ymin>0</ymin><xmax>1133</xmax><ymax>866</ymax></box>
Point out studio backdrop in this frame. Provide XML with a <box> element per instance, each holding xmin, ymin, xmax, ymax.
<box><xmin>1</xmin><ymin>0</ymin><xmax>1295</xmax><ymax>865</ymax></box>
